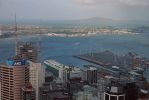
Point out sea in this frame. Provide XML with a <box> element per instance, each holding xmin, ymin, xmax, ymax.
<box><xmin>0</xmin><ymin>33</ymin><xmax>149</xmax><ymax>80</ymax></box>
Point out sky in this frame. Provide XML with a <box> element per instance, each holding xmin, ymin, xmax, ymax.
<box><xmin>0</xmin><ymin>0</ymin><xmax>149</xmax><ymax>21</ymax></box>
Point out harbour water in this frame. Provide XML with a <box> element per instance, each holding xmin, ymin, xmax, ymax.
<box><xmin>0</xmin><ymin>33</ymin><xmax>149</xmax><ymax>79</ymax></box>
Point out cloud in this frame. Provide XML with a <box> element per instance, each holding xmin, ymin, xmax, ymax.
<box><xmin>75</xmin><ymin>0</ymin><xmax>149</xmax><ymax>6</ymax></box>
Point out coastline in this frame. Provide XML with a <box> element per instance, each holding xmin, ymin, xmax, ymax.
<box><xmin>43</xmin><ymin>31</ymin><xmax>139</xmax><ymax>37</ymax></box>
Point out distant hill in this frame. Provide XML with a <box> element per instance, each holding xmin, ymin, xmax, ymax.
<box><xmin>75</xmin><ymin>17</ymin><xmax>115</xmax><ymax>24</ymax></box>
<box><xmin>69</xmin><ymin>17</ymin><xmax>149</xmax><ymax>27</ymax></box>
<box><xmin>1</xmin><ymin>17</ymin><xmax>149</xmax><ymax>28</ymax></box>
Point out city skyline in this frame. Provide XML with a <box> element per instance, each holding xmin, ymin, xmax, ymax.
<box><xmin>0</xmin><ymin>0</ymin><xmax>149</xmax><ymax>21</ymax></box>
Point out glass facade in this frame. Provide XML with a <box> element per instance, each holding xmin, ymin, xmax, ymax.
<box><xmin>45</xmin><ymin>64</ymin><xmax>59</xmax><ymax>78</ymax></box>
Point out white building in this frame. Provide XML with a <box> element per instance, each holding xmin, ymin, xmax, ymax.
<box><xmin>44</xmin><ymin>60</ymin><xmax>69</xmax><ymax>82</ymax></box>
<box><xmin>29</xmin><ymin>61</ymin><xmax>45</xmax><ymax>100</ymax></box>
<box><xmin>44</xmin><ymin>60</ymin><xmax>85</xmax><ymax>82</ymax></box>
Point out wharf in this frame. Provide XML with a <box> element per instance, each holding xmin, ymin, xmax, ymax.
<box><xmin>73</xmin><ymin>55</ymin><xmax>110</xmax><ymax>66</ymax></box>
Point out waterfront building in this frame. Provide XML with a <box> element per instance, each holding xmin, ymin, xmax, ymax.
<box><xmin>44</xmin><ymin>60</ymin><xmax>69</xmax><ymax>82</ymax></box>
<box><xmin>16</xmin><ymin>42</ymin><xmax>38</xmax><ymax>62</ymax></box>
<box><xmin>0</xmin><ymin>55</ymin><xmax>29</xmax><ymax>100</ymax></box>
<box><xmin>29</xmin><ymin>61</ymin><xmax>45</xmax><ymax>100</ymax></box>
<box><xmin>44</xmin><ymin>59</ymin><xmax>84</xmax><ymax>83</ymax></box>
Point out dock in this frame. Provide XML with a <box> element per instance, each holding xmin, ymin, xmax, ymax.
<box><xmin>73</xmin><ymin>55</ymin><xmax>110</xmax><ymax>66</ymax></box>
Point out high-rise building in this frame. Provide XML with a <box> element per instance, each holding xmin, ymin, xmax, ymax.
<box><xmin>16</xmin><ymin>42</ymin><xmax>38</xmax><ymax>62</ymax></box>
<box><xmin>0</xmin><ymin>55</ymin><xmax>29</xmax><ymax>100</ymax></box>
<box><xmin>0</xmin><ymin>81</ymin><xmax>1</xmax><ymax>100</ymax></box>
<box><xmin>85</xmin><ymin>65</ymin><xmax>97</xmax><ymax>84</ymax></box>
<box><xmin>29</xmin><ymin>61</ymin><xmax>45</xmax><ymax>100</ymax></box>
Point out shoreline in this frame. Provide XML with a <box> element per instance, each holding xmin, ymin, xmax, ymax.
<box><xmin>43</xmin><ymin>31</ymin><xmax>139</xmax><ymax>37</ymax></box>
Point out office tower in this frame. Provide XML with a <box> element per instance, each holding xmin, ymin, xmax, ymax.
<box><xmin>0</xmin><ymin>81</ymin><xmax>1</xmax><ymax>100</ymax></box>
<box><xmin>29</xmin><ymin>61</ymin><xmax>45</xmax><ymax>100</ymax></box>
<box><xmin>0</xmin><ymin>55</ymin><xmax>29</xmax><ymax>100</ymax></box>
<box><xmin>85</xmin><ymin>65</ymin><xmax>97</xmax><ymax>84</ymax></box>
<box><xmin>21</xmin><ymin>82</ymin><xmax>35</xmax><ymax>100</ymax></box>
<box><xmin>16</xmin><ymin>42</ymin><xmax>38</xmax><ymax>62</ymax></box>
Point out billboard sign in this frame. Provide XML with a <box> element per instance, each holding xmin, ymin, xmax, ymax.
<box><xmin>6</xmin><ymin>59</ymin><xmax>27</xmax><ymax>66</ymax></box>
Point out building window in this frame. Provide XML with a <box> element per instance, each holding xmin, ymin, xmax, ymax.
<box><xmin>110</xmin><ymin>96</ymin><xmax>117</xmax><ymax>100</ymax></box>
<box><xmin>119</xmin><ymin>96</ymin><xmax>124</xmax><ymax>100</ymax></box>
<box><xmin>105</xmin><ymin>94</ymin><xmax>109</xmax><ymax>100</ymax></box>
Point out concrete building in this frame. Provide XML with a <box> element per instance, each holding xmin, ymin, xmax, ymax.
<box><xmin>0</xmin><ymin>81</ymin><xmax>1</xmax><ymax>100</ymax></box>
<box><xmin>85</xmin><ymin>65</ymin><xmax>97</xmax><ymax>84</ymax></box>
<box><xmin>44</xmin><ymin>60</ymin><xmax>69</xmax><ymax>82</ymax></box>
<box><xmin>21</xmin><ymin>82</ymin><xmax>35</xmax><ymax>100</ymax></box>
<box><xmin>0</xmin><ymin>55</ymin><xmax>29</xmax><ymax>100</ymax></box>
<box><xmin>44</xmin><ymin>59</ymin><xmax>86</xmax><ymax>83</ymax></box>
<box><xmin>73</xmin><ymin>85</ymin><xmax>99</xmax><ymax>100</ymax></box>
<box><xmin>16</xmin><ymin>42</ymin><xmax>38</xmax><ymax>62</ymax></box>
<box><xmin>39</xmin><ymin>82</ymin><xmax>69</xmax><ymax>100</ymax></box>
<box><xmin>29</xmin><ymin>61</ymin><xmax>45</xmax><ymax>100</ymax></box>
<box><xmin>68</xmin><ymin>67</ymin><xmax>84</xmax><ymax>80</ymax></box>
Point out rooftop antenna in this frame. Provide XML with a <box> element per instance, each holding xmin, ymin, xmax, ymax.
<box><xmin>15</xmin><ymin>13</ymin><xmax>17</xmax><ymax>34</ymax></box>
<box><xmin>0</xmin><ymin>25</ymin><xmax>2</xmax><ymax>36</ymax></box>
<box><xmin>14</xmin><ymin>13</ymin><xmax>19</xmax><ymax>55</ymax></box>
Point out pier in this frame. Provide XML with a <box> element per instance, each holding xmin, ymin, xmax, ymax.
<box><xmin>73</xmin><ymin>55</ymin><xmax>110</xmax><ymax>66</ymax></box>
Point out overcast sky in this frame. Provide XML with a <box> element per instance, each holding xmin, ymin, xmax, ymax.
<box><xmin>0</xmin><ymin>0</ymin><xmax>149</xmax><ymax>20</ymax></box>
